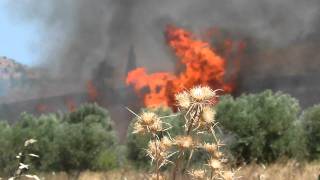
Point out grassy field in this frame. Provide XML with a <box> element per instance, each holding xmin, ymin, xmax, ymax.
<box><xmin>10</xmin><ymin>162</ymin><xmax>320</xmax><ymax>180</ymax></box>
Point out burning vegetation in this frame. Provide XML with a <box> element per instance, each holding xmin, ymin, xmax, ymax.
<box><xmin>126</xmin><ymin>25</ymin><xmax>242</xmax><ymax>108</ymax></box>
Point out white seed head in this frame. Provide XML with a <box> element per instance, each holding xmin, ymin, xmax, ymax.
<box><xmin>175</xmin><ymin>91</ymin><xmax>191</xmax><ymax>109</ymax></box>
<box><xmin>160</xmin><ymin>136</ymin><xmax>172</xmax><ymax>149</ymax></box>
<box><xmin>190</xmin><ymin>86</ymin><xmax>207</xmax><ymax>101</ymax></box>
<box><xmin>202</xmin><ymin>143</ymin><xmax>218</xmax><ymax>155</ymax></box>
<box><xmin>201</xmin><ymin>107</ymin><xmax>216</xmax><ymax>124</ymax></box>
<box><xmin>133</xmin><ymin>112</ymin><xmax>163</xmax><ymax>134</ymax></box>
<box><xmin>189</xmin><ymin>86</ymin><xmax>217</xmax><ymax>101</ymax></box>
<box><xmin>132</xmin><ymin>122</ymin><xmax>145</xmax><ymax>134</ymax></box>
<box><xmin>207</xmin><ymin>158</ymin><xmax>222</xmax><ymax>170</ymax></box>
<box><xmin>202</xmin><ymin>86</ymin><xmax>216</xmax><ymax>99</ymax></box>
<box><xmin>174</xmin><ymin>135</ymin><xmax>193</xmax><ymax>150</ymax></box>
<box><xmin>140</xmin><ymin>112</ymin><xmax>160</xmax><ymax>126</ymax></box>
<box><xmin>148</xmin><ymin>120</ymin><xmax>163</xmax><ymax>133</ymax></box>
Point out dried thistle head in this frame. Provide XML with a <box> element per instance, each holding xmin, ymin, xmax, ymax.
<box><xmin>148</xmin><ymin>119</ymin><xmax>163</xmax><ymax>133</ymax></box>
<box><xmin>132</xmin><ymin>123</ymin><xmax>145</xmax><ymax>134</ymax></box>
<box><xmin>146</xmin><ymin>139</ymin><xmax>170</xmax><ymax>167</ymax></box>
<box><xmin>202</xmin><ymin>143</ymin><xmax>218</xmax><ymax>155</ymax></box>
<box><xmin>140</xmin><ymin>112</ymin><xmax>160</xmax><ymax>126</ymax></box>
<box><xmin>202</xmin><ymin>86</ymin><xmax>216</xmax><ymax>99</ymax></box>
<box><xmin>213</xmin><ymin>151</ymin><xmax>224</xmax><ymax>159</ymax></box>
<box><xmin>175</xmin><ymin>91</ymin><xmax>191</xmax><ymax>109</ymax></box>
<box><xmin>189</xmin><ymin>86</ymin><xmax>216</xmax><ymax>102</ymax></box>
<box><xmin>202</xmin><ymin>141</ymin><xmax>225</xmax><ymax>159</ymax></box>
<box><xmin>188</xmin><ymin>169</ymin><xmax>206</xmax><ymax>180</ymax></box>
<box><xmin>160</xmin><ymin>136</ymin><xmax>172</xmax><ymax>149</ymax></box>
<box><xmin>174</xmin><ymin>135</ymin><xmax>193</xmax><ymax>150</ymax></box>
<box><xmin>189</xmin><ymin>86</ymin><xmax>208</xmax><ymax>101</ymax></box>
<box><xmin>207</xmin><ymin>158</ymin><xmax>223</xmax><ymax>170</ymax></box>
<box><xmin>200</xmin><ymin>107</ymin><xmax>216</xmax><ymax>124</ymax></box>
<box><xmin>133</xmin><ymin>112</ymin><xmax>163</xmax><ymax>134</ymax></box>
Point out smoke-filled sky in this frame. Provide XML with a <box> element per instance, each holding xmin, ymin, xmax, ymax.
<box><xmin>1</xmin><ymin>0</ymin><xmax>320</xmax><ymax>106</ymax></box>
<box><xmin>4</xmin><ymin>0</ymin><xmax>320</xmax><ymax>79</ymax></box>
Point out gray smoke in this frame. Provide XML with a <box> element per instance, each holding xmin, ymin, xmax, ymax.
<box><xmin>5</xmin><ymin>0</ymin><xmax>319</xmax><ymax>76</ymax></box>
<box><xmin>3</xmin><ymin>0</ymin><xmax>320</xmax><ymax>106</ymax></box>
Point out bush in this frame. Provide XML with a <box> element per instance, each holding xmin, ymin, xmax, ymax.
<box><xmin>301</xmin><ymin>104</ymin><xmax>320</xmax><ymax>159</ymax></box>
<box><xmin>0</xmin><ymin>121</ymin><xmax>15</xmax><ymax>175</ymax></box>
<box><xmin>12</xmin><ymin>113</ymin><xmax>61</xmax><ymax>171</ymax></box>
<box><xmin>0</xmin><ymin>103</ymin><xmax>120</xmax><ymax>174</ymax></box>
<box><xmin>216</xmin><ymin>90</ymin><xmax>307</xmax><ymax>163</ymax></box>
<box><xmin>50</xmin><ymin>104</ymin><xmax>118</xmax><ymax>171</ymax></box>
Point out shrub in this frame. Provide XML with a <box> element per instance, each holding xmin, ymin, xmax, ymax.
<box><xmin>0</xmin><ymin>103</ymin><xmax>120</xmax><ymax>174</ymax></box>
<box><xmin>216</xmin><ymin>90</ymin><xmax>307</xmax><ymax>163</ymax></box>
<box><xmin>301</xmin><ymin>104</ymin><xmax>320</xmax><ymax>159</ymax></box>
<box><xmin>50</xmin><ymin>104</ymin><xmax>118</xmax><ymax>171</ymax></box>
<box><xmin>12</xmin><ymin>113</ymin><xmax>61</xmax><ymax>171</ymax></box>
<box><xmin>0</xmin><ymin>121</ymin><xmax>15</xmax><ymax>175</ymax></box>
<box><xmin>93</xmin><ymin>148</ymin><xmax>120</xmax><ymax>170</ymax></box>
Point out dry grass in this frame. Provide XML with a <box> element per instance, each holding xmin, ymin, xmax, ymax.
<box><xmin>11</xmin><ymin>162</ymin><xmax>320</xmax><ymax>180</ymax></box>
<box><xmin>238</xmin><ymin>161</ymin><xmax>320</xmax><ymax>180</ymax></box>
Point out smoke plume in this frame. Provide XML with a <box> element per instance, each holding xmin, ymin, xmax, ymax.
<box><xmin>3</xmin><ymin>0</ymin><xmax>320</xmax><ymax>106</ymax></box>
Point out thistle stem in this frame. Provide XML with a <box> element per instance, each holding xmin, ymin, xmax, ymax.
<box><xmin>152</xmin><ymin>134</ymin><xmax>160</xmax><ymax>180</ymax></box>
<box><xmin>172</xmin><ymin>150</ymin><xmax>183</xmax><ymax>180</ymax></box>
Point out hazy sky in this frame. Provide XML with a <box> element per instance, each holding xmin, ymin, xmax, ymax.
<box><xmin>0</xmin><ymin>1</ymin><xmax>38</xmax><ymax>65</ymax></box>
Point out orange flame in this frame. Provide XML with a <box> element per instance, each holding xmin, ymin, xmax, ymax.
<box><xmin>86</xmin><ymin>80</ymin><xmax>98</xmax><ymax>101</ymax></box>
<box><xmin>126</xmin><ymin>25</ymin><xmax>240</xmax><ymax>108</ymax></box>
<box><xmin>36</xmin><ymin>104</ymin><xmax>49</xmax><ymax>113</ymax></box>
<box><xmin>65</xmin><ymin>98</ymin><xmax>76</xmax><ymax>112</ymax></box>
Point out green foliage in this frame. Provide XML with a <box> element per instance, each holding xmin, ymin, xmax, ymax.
<box><xmin>12</xmin><ymin>113</ymin><xmax>61</xmax><ymax>171</ymax></box>
<box><xmin>0</xmin><ymin>121</ymin><xmax>16</xmax><ymax>175</ymax></box>
<box><xmin>216</xmin><ymin>90</ymin><xmax>307</xmax><ymax>163</ymax></box>
<box><xmin>1</xmin><ymin>91</ymin><xmax>317</xmax><ymax>174</ymax></box>
<box><xmin>301</xmin><ymin>105</ymin><xmax>320</xmax><ymax>159</ymax></box>
<box><xmin>125</xmin><ymin>90</ymin><xmax>308</xmax><ymax>166</ymax></box>
<box><xmin>54</xmin><ymin>103</ymin><xmax>118</xmax><ymax>171</ymax></box>
<box><xmin>0</xmin><ymin>103</ymin><xmax>119</xmax><ymax>174</ymax></box>
<box><xmin>93</xmin><ymin>148</ymin><xmax>121</xmax><ymax>170</ymax></box>
<box><xmin>64</xmin><ymin>103</ymin><xmax>113</xmax><ymax>130</ymax></box>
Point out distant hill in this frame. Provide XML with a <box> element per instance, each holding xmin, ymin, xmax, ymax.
<box><xmin>0</xmin><ymin>56</ymin><xmax>46</xmax><ymax>96</ymax></box>
<box><xmin>0</xmin><ymin>56</ymin><xmax>27</xmax><ymax>96</ymax></box>
<box><xmin>0</xmin><ymin>56</ymin><xmax>27</xmax><ymax>80</ymax></box>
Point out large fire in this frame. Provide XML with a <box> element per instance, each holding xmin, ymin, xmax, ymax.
<box><xmin>126</xmin><ymin>25</ymin><xmax>241</xmax><ymax>108</ymax></box>
<box><xmin>65</xmin><ymin>98</ymin><xmax>76</xmax><ymax>112</ymax></box>
<box><xmin>86</xmin><ymin>80</ymin><xmax>98</xmax><ymax>101</ymax></box>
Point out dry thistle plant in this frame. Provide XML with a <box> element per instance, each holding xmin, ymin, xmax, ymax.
<box><xmin>9</xmin><ymin>139</ymin><xmax>40</xmax><ymax>180</ymax></box>
<box><xmin>129</xmin><ymin>85</ymin><xmax>239</xmax><ymax>180</ymax></box>
<box><xmin>127</xmin><ymin>107</ymin><xmax>175</xmax><ymax>180</ymax></box>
